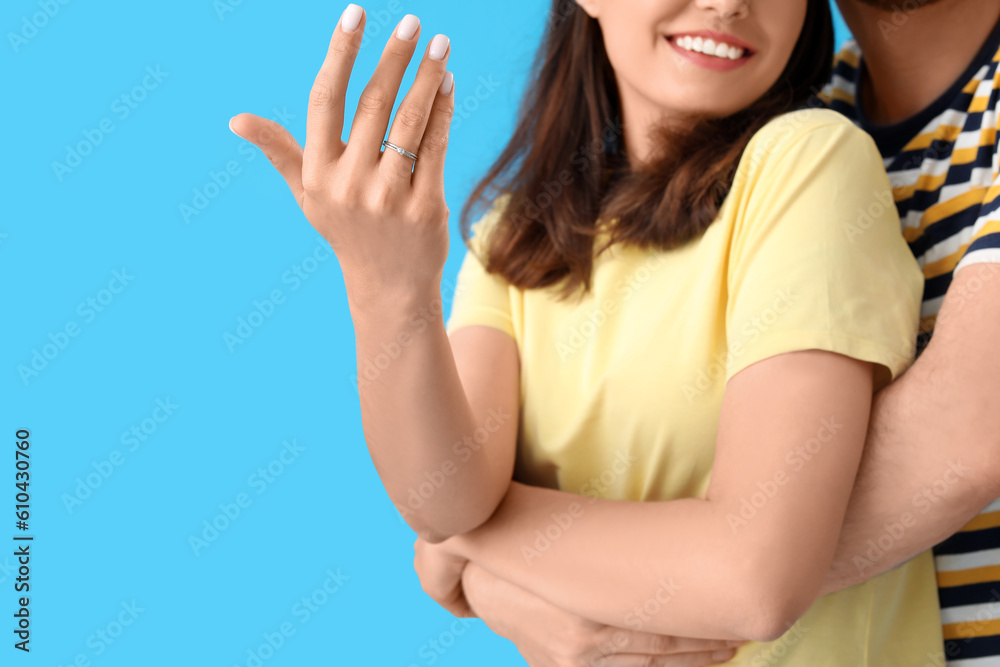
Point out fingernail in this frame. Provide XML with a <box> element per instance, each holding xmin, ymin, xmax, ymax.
<box><xmin>397</xmin><ymin>14</ymin><xmax>419</xmax><ymax>40</ymax></box>
<box><xmin>439</xmin><ymin>71</ymin><xmax>454</xmax><ymax>95</ymax></box>
<box><xmin>340</xmin><ymin>4</ymin><xmax>363</xmax><ymax>33</ymax></box>
<box><xmin>228</xmin><ymin>116</ymin><xmax>243</xmax><ymax>138</ymax></box>
<box><xmin>428</xmin><ymin>34</ymin><xmax>450</xmax><ymax>61</ymax></box>
<box><xmin>712</xmin><ymin>649</ymin><xmax>736</xmax><ymax>662</ymax></box>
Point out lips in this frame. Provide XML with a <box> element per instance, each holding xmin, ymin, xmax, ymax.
<box><xmin>665</xmin><ymin>31</ymin><xmax>756</xmax><ymax>71</ymax></box>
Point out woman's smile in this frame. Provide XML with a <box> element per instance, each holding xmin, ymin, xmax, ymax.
<box><xmin>665</xmin><ymin>30</ymin><xmax>756</xmax><ymax>71</ymax></box>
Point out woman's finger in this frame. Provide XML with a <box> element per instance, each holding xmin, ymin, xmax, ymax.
<box><xmin>411</xmin><ymin>71</ymin><xmax>454</xmax><ymax>195</ymax></box>
<box><xmin>596</xmin><ymin>649</ymin><xmax>738</xmax><ymax>667</ymax></box>
<box><xmin>304</xmin><ymin>3</ymin><xmax>366</xmax><ymax>172</ymax></box>
<box><xmin>610</xmin><ymin>630</ymin><xmax>746</xmax><ymax>656</ymax></box>
<box><xmin>378</xmin><ymin>33</ymin><xmax>450</xmax><ymax>187</ymax></box>
<box><xmin>341</xmin><ymin>13</ymin><xmax>422</xmax><ymax>167</ymax></box>
<box><xmin>229</xmin><ymin>113</ymin><xmax>305</xmax><ymax>207</ymax></box>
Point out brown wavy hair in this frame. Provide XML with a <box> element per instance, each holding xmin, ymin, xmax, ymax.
<box><xmin>458</xmin><ymin>0</ymin><xmax>833</xmax><ymax>300</ymax></box>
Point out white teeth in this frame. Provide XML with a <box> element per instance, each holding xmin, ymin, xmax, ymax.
<box><xmin>673</xmin><ymin>35</ymin><xmax>746</xmax><ymax>60</ymax></box>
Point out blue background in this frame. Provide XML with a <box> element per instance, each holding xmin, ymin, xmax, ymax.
<box><xmin>2</xmin><ymin>2</ymin><xmax>850</xmax><ymax>665</ymax></box>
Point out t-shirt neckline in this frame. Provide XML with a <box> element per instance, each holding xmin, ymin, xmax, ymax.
<box><xmin>852</xmin><ymin>15</ymin><xmax>1000</xmax><ymax>158</ymax></box>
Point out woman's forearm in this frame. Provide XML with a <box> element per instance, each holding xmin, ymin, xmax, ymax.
<box><xmin>349</xmin><ymin>287</ymin><xmax>513</xmax><ymax>542</ymax></box>
<box><xmin>449</xmin><ymin>481</ymin><xmax>821</xmax><ymax>642</ymax></box>
<box><xmin>445</xmin><ymin>352</ymin><xmax>873</xmax><ymax>643</ymax></box>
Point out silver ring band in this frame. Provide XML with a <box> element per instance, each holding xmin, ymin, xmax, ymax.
<box><xmin>382</xmin><ymin>140</ymin><xmax>418</xmax><ymax>161</ymax></box>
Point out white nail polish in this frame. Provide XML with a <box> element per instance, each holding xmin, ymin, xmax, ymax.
<box><xmin>428</xmin><ymin>34</ymin><xmax>450</xmax><ymax>61</ymax></box>
<box><xmin>440</xmin><ymin>71</ymin><xmax>454</xmax><ymax>95</ymax></box>
<box><xmin>397</xmin><ymin>14</ymin><xmax>419</xmax><ymax>40</ymax></box>
<box><xmin>340</xmin><ymin>4</ymin><xmax>363</xmax><ymax>33</ymax></box>
<box><xmin>228</xmin><ymin>116</ymin><xmax>244</xmax><ymax>138</ymax></box>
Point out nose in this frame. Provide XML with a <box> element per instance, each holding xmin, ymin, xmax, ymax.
<box><xmin>694</xmin><ymin>0</ymin><xmax>751</xmax><ymax>23</ymax></box>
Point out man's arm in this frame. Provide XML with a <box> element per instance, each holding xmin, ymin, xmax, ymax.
<box><xmin>821</xmin><ymin>262</ymin><xmax>1000</xmax><ymax>595</ymax></box>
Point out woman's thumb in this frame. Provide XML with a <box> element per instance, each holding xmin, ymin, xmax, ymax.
<box><xmin>228</xmin><ymin>113</ymin><xmax>304</xmax><ymax>204</ymax></box>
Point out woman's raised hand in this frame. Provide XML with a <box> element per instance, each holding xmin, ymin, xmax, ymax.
<box><xmin>229</xmin><ymin>4</ymin><xmax>455</xmax><ymax>309</ymax></box>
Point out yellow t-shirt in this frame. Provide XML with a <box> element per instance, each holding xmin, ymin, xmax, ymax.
<box><xmin>445</xmin><ymin>108</ymin><xmax>941</xmax><ymax>666</ymax></box>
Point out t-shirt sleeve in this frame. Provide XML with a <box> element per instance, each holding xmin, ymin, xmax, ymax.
<box><xmin>725</xmin><ymin>111</ymin><xmax>925</xmax><ymax>391</ymax></box>
<box><xmin>955</xmin><ymin>175</ymin><xmax>1000</xmax><ymax>271</ymax></box>
<box><xmin>444</xmin><ymin>196</ymin><xmax>516</xmax><ymax>338</ymax></box>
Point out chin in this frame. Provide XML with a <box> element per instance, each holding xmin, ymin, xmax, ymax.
<box><xmin>653</xmin><ymin>97</ymin><xmax>751</xmax><ymax>121</ymax></box>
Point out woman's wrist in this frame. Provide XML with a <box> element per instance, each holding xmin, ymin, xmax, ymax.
<box><xmin>346</xmin><ymin>278</ymin><xmax>444</xmax><ymax>329</ymax></box>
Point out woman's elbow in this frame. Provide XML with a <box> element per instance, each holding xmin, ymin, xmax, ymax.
<box><xmin>413</xmin><ymin>515</ymin><xmax>485</xmax><ymax>545</ymax></box>
<box><xmin>735</xmin><ymin>591</ymin><xmax>814</xmax><ymax>643</ymax></box>
<box><xmin>410</xmin><ymin>497</ymin><xmax>503</xmax><ymax>544</ymax></box>
<box><xmin>730</xmin><ymin>562</ymin><xmax>822</xmax><ymax>642</ymax></box>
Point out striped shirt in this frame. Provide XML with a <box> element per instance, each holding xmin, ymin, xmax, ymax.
<box><xmin>820</xmin><ymin>18</ymin><xmax>1000</xmax><ymax>666</ymax></box>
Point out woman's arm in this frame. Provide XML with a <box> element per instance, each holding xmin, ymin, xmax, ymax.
<box><xmin>413</xmin><ymin>539</ymin><xmax>746</xmax><ymax>665</ymax></box>
<box><xmin>351</xmin><ymin>308</ymin><xmax>519</xmax><ymax>543</ymax></box>
<box><xmin>439</xmin><ymin>349</ymin><xmax>874</xmax><ymax>642</ymax></box>
<box><xmin>228</xmin><ymin>9</ymin><xmax>520</xmax><ymax>542</ymax></box>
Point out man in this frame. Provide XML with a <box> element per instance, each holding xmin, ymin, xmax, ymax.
<box><xmin>819</xmin><ymin>1</ymin><xmax>1000</xmax><ymax>663</ymax></box>
<box><xmin>416</xmin><ymin>0</ymin><xmax>1000</xmax><ymax>665</ymax></box>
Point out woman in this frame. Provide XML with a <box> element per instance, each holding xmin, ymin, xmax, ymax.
<box><xmin>228</xmin><ymin>0</ymin><xmax>941</xmax><ymax>664</ymax></box>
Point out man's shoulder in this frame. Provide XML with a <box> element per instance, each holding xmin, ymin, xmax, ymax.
<box><xmin>818</xmin><ymin>39</ymin><xmax>863</xmax><ymax>117</ymax></box>
<box><xmin>832</xmin><ymin>39</ymin><xmax>862</xmax><ymax>71</ymax></box>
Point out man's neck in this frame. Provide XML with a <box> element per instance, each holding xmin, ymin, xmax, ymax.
<box><xmin>838</xmin><ymin>0</ymin><xmax>1000</xmax><ymax>126</ymax></box>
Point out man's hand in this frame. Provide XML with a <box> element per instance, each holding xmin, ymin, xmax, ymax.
<box><xmin>413</xmin><ymin>538</ymin><xmax>745</xmax><ymax>666</ymax></box>
<box><xmin>413</xmin><ymin>536</ymin><xmax>475</xmax><ymax>617</ymax></box>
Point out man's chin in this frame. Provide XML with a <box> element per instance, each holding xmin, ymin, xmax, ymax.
<box><xmin>849</xmin><ymin>0</ymin><xmax>944</xmax><ymax>10</ymax></box>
